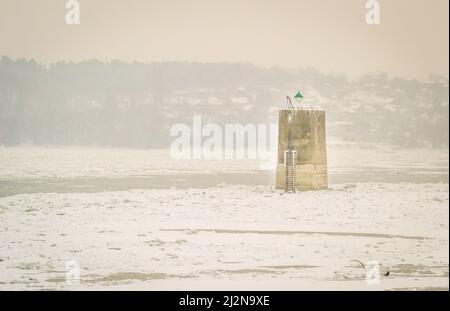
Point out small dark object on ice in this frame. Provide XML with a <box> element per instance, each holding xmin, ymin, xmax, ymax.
<box><xmin>384</xmin><ymin>271</ymin><xmax>390</xmax><ymax>277</ymax></box>
<box><xmin>351</xmin><ymin>259</ymin><xmax>366</xmax><ymax>271</ymax></box>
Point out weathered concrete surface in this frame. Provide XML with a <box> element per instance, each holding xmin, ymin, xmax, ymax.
<box><xmin>276</xmin><ymin>109</ymin><xmax>328</xmax><ymax>191</ymax></box>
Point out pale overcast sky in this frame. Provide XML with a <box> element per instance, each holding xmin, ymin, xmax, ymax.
<box><xmin>0</xmin><ymin>0</ymin><xmax>448</xmax><ymax>79</ymax></box>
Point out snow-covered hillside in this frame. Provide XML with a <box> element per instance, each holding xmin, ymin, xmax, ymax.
<box><xmin>1</xmin><ymin>59</ymin><xmax>448</xmax><ymax>148</ymax></box>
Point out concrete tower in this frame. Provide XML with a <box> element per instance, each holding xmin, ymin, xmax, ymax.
<box><xmin>275</xmin><ymin>94</ymin><xmax>328</xmax><ymax>191</ymax></box>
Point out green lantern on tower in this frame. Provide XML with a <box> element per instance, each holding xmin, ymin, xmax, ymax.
<box><xmin>294</xmin><ymin>91</ymin><xmax>304</xmax><ymax>105</ymax></box>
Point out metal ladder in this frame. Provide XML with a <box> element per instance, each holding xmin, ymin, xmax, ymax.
<box><xmin>284</xmin><ymin>150</ymin><xmax>297</xmax><ymax>193</ymax></box>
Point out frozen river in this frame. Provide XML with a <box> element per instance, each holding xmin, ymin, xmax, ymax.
<box><xmin>0</xmin><ymin>145</ymin><xmax>448</xmax><ymax>290</ymax></box>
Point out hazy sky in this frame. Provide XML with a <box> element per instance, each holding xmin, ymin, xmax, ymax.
<box><xmin>0</xmin><ymin>0</ymin><xmax>448</xmax><ymax>79</ymax></box>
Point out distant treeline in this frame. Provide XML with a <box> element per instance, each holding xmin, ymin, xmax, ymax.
<box><xmin>0</xmin><ymin>56</ymin><xmax>448</xmax><ymax>148</ymax></box>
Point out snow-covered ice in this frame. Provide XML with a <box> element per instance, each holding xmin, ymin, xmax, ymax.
<box><xmin>0</xmin><ymin>146</ymin><xmax>448</xmax><ymax>290</ymax></box>
<box><xmin>0</xmin><ymin>182</ymin><xmax>448</xmax><ymax>290</ymax></box>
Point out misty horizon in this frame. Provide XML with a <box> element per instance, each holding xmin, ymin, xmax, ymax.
<box><xmin>1</xmin><ymin>55</ymin><xmax>448</xmax><ymax>149</ymax></box>
<box><xmin>1</xmin><ymin>0</ymin><xmax>448</xmax><ymax>80</ymax></box>
<box><xmin>2</xmin><ymin>55</ymin><xmax>450</xmax><ymax>83</ymax></box>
